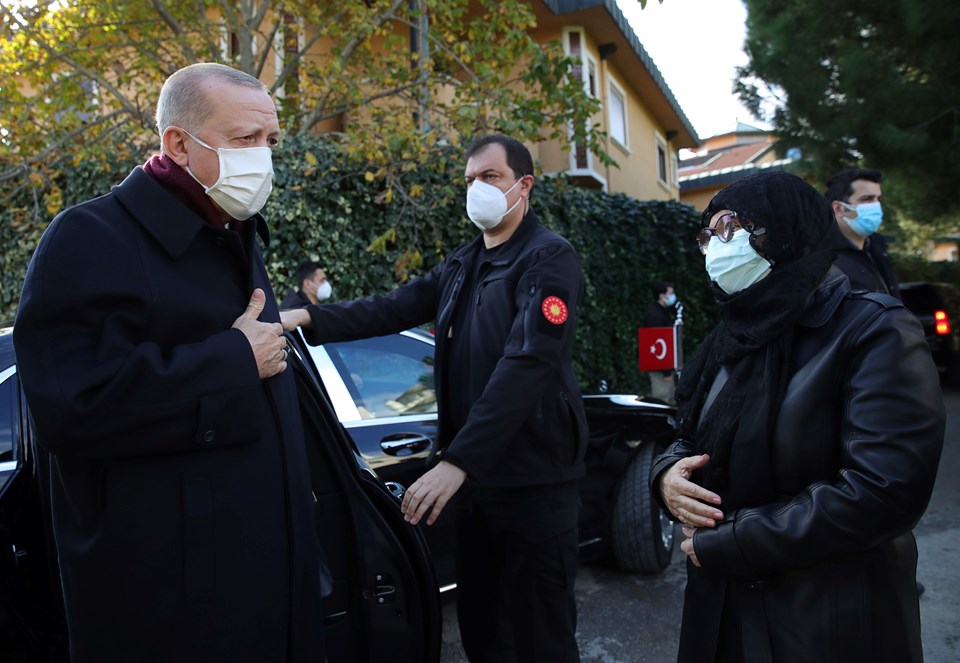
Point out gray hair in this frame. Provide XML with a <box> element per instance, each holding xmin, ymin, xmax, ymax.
<box><xmin>155</xmin><ymin>63</ymin><xmax>268</xmax><ymax>138</ymax></box>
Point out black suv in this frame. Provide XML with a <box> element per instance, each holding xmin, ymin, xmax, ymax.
<box><xmin>900</xmin><ymin>281</ymin><xmax>960</xmax><ymax>381</ymax></box>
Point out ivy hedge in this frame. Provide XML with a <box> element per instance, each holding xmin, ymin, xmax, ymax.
<box><xmin>2</xmin><ymin>134</ymin><xmax>719</xmax><ymax>394</ymax></box>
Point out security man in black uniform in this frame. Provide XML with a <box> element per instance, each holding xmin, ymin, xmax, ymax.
<box><xmin>282</xmin><ymin>135</ymin><xmax>586</xmax><ymax>663</ymax></box>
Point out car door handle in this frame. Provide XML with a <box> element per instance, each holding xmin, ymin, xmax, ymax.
<box><xmin>380</xmin><ymin>433</ymin><xmax>432</xmax><ymax>456</ymax></box>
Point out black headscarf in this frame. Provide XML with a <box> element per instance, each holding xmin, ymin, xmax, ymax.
<box><xmin>674</xmin><ymin>171</ymin><xmax>842</xmax><ymax>507</ymax></box>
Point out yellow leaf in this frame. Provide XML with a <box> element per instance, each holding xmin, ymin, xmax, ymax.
<box><xmin>385</xmin><ymin>188</ymin><xmax>393</xmax><ymax>203</ymax></box>
<box><xmin>305</xmin><ymin>151</ymin><xmax>317</xmax><ymax>166</ymax></box>
<box><xmin>410</xmin><ymin>183</ymin><xmax>424</xmax><ymax>197</ymax></box>
<box><xmin>365</xmin><ymin>171</ymin><xmax>375</xmax><ymax>182</ymax></box>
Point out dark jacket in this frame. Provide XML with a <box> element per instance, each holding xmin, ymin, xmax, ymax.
<box><xmin>832</xmin><ymin>231</ymin><xmax>901</xmax><ymax>299</ymax></box>
<box><xmin>302</xmin><ymin>211</ymin><xmax>587</xmax><ymax>487</ymax></box>
<box><xmin>652</xmin><ymin>269</ymin><xmax>944</xmax><ymax>663</ymax></box>
<box><xmin>13</xmin><ymin>168</ymin><xmax>324</xmax><ymax>662</ymax></box>
<box><xmin>280</xmin><ymin>288</ymin><xmax>311</xmax><ymax>309</ymax></box>
<box><xmin>643</xmin><ymin>301</ymin><xmax>675</xmax><ymax>329</ymax></box>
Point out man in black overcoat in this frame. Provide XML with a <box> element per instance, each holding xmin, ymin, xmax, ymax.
<box><xmin>13</xmin><ymin>63</ymin><xmax>325</xmax><ymax>662</ymax></box>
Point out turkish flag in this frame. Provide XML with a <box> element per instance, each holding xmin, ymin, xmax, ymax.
<box><xmin>638</xmin><ymin>326</ymin><xmax>681</xmax><ymax>372</ymax></box>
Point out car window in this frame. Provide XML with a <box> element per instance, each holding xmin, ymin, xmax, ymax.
<box><xmin>323</xmin><ymin>335</ymin><xmax>436</xmax><ymax>419</ymax></box>
<box><xmin>0</xmin><ymin>369</ymin><xmax>20</xmax><ymax>491</ymax></box>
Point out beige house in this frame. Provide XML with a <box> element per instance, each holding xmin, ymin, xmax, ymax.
<box><xmin>678</xmin><ymin>122</ymin><xmax>795</xmax><ymax>212</ymax></box>
<box><xmin>930</xmin><ymin>235</ymin><xmax>960</xmax><ymax>262</ymax></box>
<box><xmin>267</xmin><ymin>0</ymin><xmax>700</xmax><ymax>201</ymax></box>
<box><xmin>527</xmin><ymin>0</ymin><xmax>699</xmax><ymax>199</ymax></box>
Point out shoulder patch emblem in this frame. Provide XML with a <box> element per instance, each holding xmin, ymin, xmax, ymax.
<box><xmin>541</xmin><ymin>296</ymin><xmax>568</xmax><ymax>325</ymax></box>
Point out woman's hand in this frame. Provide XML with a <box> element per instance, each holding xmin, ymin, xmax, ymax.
<box><xmin>659</xmin><ymin>454</ymin><xmax>724</xmax><ymax>527</ymax></box>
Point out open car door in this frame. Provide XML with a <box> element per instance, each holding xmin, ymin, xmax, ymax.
<box><xmin>289</xmin><ymin>339</ymin><xmax>442</xmax><ymax>663</ymax></box>
<box><xmin>0</xmin><ymin>363</ymin><xmax>68</xmax><ymax>662</ymax></box>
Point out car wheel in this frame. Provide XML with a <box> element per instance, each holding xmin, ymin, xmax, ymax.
<box><xmin>610</xmin><ymin>442</ymin><xmax>675</xmax><ymax>573</ymax></box>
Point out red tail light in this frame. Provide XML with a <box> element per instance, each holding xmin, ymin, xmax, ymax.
<box><xmin>935</xmin><ymin>310</ymin><xmax>951</xmax><ymax>335</ymax></box>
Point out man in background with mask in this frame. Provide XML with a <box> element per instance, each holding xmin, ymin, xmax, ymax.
<box><xmin>281</xmin><ymin>261</ymin><xmax>333</xmax><ymax>309</ymax></box>
<box><xmin>14</xmin><ymin>63</ymin><xmax>325</xmax><ymax>662</ymax></box>
<box><xmin>825</xmin><ymin>167</ymin><xmax>901</xmax><ymax>299</ymax></box>
<box><xmin>643</xmin><ymin>281</ymin><xmax>679</xmax><ymax>403</ymax></box>
<box><xmin>282</xmin><ymin>134</ymin><xmax>586</xmax><ymax>663</ymax></box>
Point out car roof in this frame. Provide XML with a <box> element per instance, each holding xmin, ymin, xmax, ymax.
<box><xmin>0</xmin><ymin>323</ymin><xmax>439</xmax><ymax>379</ymax></box>
<box><xmin>900</xmin><ymin>281</ymin><xmax>959</xmax><ymax>292</ymax></box>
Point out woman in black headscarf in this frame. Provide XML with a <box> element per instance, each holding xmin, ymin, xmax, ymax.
<box><xmin>651</xmin><ymin>171</ymin><xmax>944</xmax><ymax>663</ymax></box>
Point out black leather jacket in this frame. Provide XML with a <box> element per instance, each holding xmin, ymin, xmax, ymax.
<box><xmin>652</xmin><ymin>268</ymin><xmax>944</xmax><ymax>663</ymax></box>
<box><xmin>832</xmin><ymin>230</ymin><xmax>901</xmax><ymax>300</ymax></box>
<box><xmin>302</xmin><ymin>211</ymin><xmax>587</xmax><ymax>487</ymax></box>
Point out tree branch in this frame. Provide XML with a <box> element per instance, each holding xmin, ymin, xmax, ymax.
<box><xmin>150</xmin><ymin>0</ymin><xmax>199</xmax><ymax>62</ymax></box>
<box><xmin>1</xmin><ymin>6</ymin><xmax>149</xmax><ymax>127</ymax></box>
<box><xmin>300</xmin><ymin>0</ymin><xmax>407</xmax><ymax>131</ymax></box>
<box><xmin>295</xmin><ymin>79</ymin><xmax>425</xmax><ymax>132</ymax></box>
<box><xmin>388</xmin><ymin>14</ymin><xmax>481</xmax><ymax>86</ymax></box>
<box><xmin>254</xmin><ymin>10</ymin><xmax>284</xmax><ymax>79</ymax></box>
<box><xmin>0</xmin><ymin>109</ymin><xmax>128</xmax><ymax>184</ymax></box>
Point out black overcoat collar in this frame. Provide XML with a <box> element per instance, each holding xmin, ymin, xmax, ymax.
<box><xmin>112</xmin><ymin>167</ymin><xmax>270</xmax><ymax>259</ymax></box>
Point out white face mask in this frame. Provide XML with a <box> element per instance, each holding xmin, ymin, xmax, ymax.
<box><xmin>183</xmin><ymin>130</ymin><xmax>274</xmax><ymax>220</ymax></box>
<box><xmin>466</xmin><ymin>178</ymin><xmax>524</xmax><ymax>230</ymax></box>
<box><xmin>704</xmin><ymin>230</ymin><xmax>773</xmax><ymax>294</ymax></box>
<box><xmin>316</xmin><ymin>280</ymin><xmax>332</xmax><ymax>301</ymax></box>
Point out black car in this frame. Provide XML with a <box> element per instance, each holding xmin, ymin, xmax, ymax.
<box><xmin>0</xmin><ymin>326</ymin><xmax>442</xmax><ymax>663</ymax></box>
<box><xmin>900</xmin><ymin>281</ymin><xmax>960</xmax><ymax>381</ymax></box>
<box><xmin>288</xmin><ymin>328</ymin><xmax>678</xmax><ymax>583</ymax></box>
<box><xmin>1</xmin><ymin>325</ymin><xmax>677</xmax><ymax>660</ymax></box>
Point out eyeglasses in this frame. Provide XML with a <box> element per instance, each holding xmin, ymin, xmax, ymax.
<box><xmin>697</xmin><ymin>211</ymin><xmax>766</xmax><ymax>255</ymax></box>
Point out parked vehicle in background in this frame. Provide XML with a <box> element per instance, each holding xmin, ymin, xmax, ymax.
<box><xmin>900</xmin><ymin>281</ymin><xmax>960</xmax><ymax>382</ymax></box>
<box><xmin>290</xmin><ymin>327</ymin><xmax>678</xmax><ymax>584</ymax></box>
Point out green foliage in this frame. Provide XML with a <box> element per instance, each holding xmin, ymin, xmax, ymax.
<box><xmin>535</xmin><ymin>186</ymin><xmax>715</xmax><ymax>393</ymax></box>
<box><xmin>737</xmin><ymin>0</ymin><xmax>960</xmax><ymax>223</ymax></box>
<box><xmin>0</xmin><ymin>135</ymin><xmax>712</xmax><ymax>394</ymax></box>
<box><xmin>264</xmin><ymin>134</ymin><xmax>475</xmax><ymax>301</ymax></box>
<box><xmin>894</xmin><ymin>255</ymin><xmax>960</xmax><ymax>290</ymax></box>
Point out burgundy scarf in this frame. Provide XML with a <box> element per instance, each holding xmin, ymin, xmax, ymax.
<box><xmin>142</xmin><ymin>154</ymin><xmax>239</xmax><ymax>232</ymax></box>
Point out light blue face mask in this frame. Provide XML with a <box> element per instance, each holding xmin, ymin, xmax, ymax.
<box><xmin>842</xmin><ymin>201</ymin><xmax>883</xmax><ymax>237</ymax></box>
<box><xmin>664</xmin><ymin>293</ymin><xmax>677</xmax><ymax>307</ymax></box>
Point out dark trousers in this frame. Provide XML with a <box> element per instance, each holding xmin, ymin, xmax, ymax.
<box><xmin>455</xmin><ymin>482</ymin><xmax>581</xmax><ymax>663</ymax></box>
